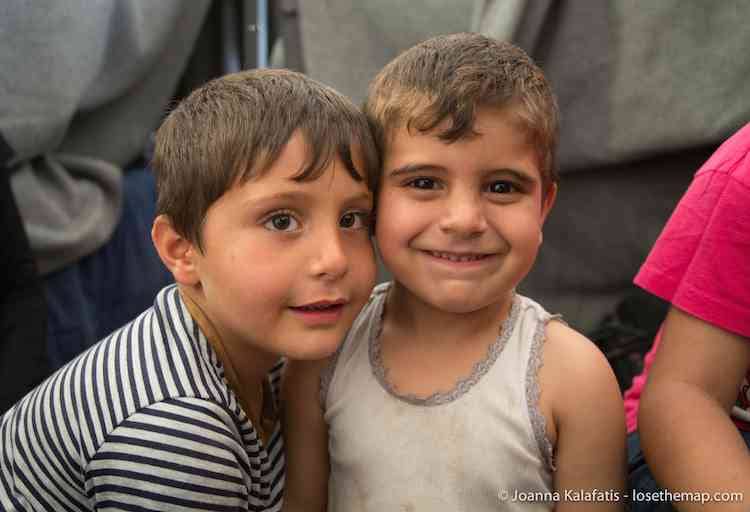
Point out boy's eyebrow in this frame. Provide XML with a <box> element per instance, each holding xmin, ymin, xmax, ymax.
<box><xmin>388</xmin><ymin>163</ymin><xmax>445</xmax><ymax>177</ymax></box>
<box><xmin>248</xmin><ymin>190</ymin><xmax>373</xmax><ymax>206</ymax></box>
<box><xmin>388</xmin><ymin>163</ymin><xmax>537</xmax><ymax>183</ymax></box>
<box><xmin>340</xmin><ymin>191</ymin><xmax>374</xmax><ymax>206</ymax></box>
<box><xmin>486</xmin><ymin>168</ymin><xmax>537</xmax><ymax>184</ymax></box>
<box><xmin>249</xmin><ymin>191</ymin><xmax>308</xmax><ymax>204</ymax></box>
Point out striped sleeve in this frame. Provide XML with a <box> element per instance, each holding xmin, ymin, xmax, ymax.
<box><xmin>86</xmin><ymin>398</ymin><xmax>249</xmax><ymax>512</ymax></box>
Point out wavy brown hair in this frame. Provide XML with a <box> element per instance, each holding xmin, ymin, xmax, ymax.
<box><xmin>153</xmin><ymin>69</ymin><xmax>379</xmax><ymax>250</ymax></box>
<box><xmin>365</xmin><ymin>33</ymin><xmax>558</xmax><ymax>194</ymax></box>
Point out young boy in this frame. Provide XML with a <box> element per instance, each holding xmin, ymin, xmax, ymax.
<box><xmin>284</xmin><ymin>34</ymin><xmax>624</xmax><ymax>511</ymax></box>
<box><xmin>0</xmin><ymin>69</ymin><xmax>379</xmax><ymax>511</ymax></box>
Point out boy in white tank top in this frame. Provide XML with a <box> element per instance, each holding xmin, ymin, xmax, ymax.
<box><xmin>283</xmin><ymin>34</ymin><xmax>625</xmax><ymax>512</ymax></box>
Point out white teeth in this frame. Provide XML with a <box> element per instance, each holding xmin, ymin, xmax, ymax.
<box><xmin>430</xmin><ymin>251</ymin><xmax>485</xmax><ymax>262</ymax></box>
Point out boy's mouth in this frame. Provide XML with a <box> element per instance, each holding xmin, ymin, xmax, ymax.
<box><xmin>427</xmin><ymin>250</ymin><xmax>491</xmax><ymax>262</ymax></box>
<box><xmin>289</xmin><ymin>299</ymin><xmax>347</xmax><ymax>326</ymax></box>
<box><xmin>290</xmin><ymin>299</ymin><xmax>346</xmax><ymax>312</ymax></box>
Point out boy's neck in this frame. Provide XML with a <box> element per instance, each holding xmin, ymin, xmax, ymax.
<box><xmin>385</xmin><ymin>281</ymin><xmax>515</xmax><ymax>348</ymax></box>
<box><xmin>177</xmin><ymin>285</ymin><xmax>278</xmax><ymax>433</ymax></box>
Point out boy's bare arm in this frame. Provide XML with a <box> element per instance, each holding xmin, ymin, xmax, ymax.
<box><xmin>543</xmin><ymin>321</ymin><xmax>626</xmax><ymax>511</ymax></box>
<box><xmin>639</xmin><ymin>306</ymin><xmax>750</xmax><ymax>512</ymax></box>
<box><xmin>281</xmin><ymin>358</ymin><xmax>330</xmax><ymax>512</ymax></box>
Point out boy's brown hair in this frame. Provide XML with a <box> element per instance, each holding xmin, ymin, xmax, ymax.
<box><xmin>153</xmin><ymin>68</ymin><xmax>379</xmax><ymax>250</ymax></box>
<box><xmin>365</xmin><ymin>33</ymin><xmax>559</xmax><ymax>193</ymax></box>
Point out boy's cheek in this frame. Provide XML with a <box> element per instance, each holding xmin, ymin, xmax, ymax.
<box><xmin>358</xmin><ymin>242</ymin><xmax>378</xmax><ymax>290</ymax></box>
<box><xmin>349</xmin><ymin>241</ymin><xmax>377</xmax><ymax>304</ymax></box>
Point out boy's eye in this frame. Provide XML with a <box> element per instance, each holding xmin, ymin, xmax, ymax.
<box><xmin>406</xmin><ymin>177</ymin><xmax>438</xmax><ymax>190</ymax></box>
<box><xmin>264</xmin><ymin>213</ymin><xmax>299</xmax><ymax>232</ymax></box>
<box><xmin>339</xmin><ymin>211</ymin><xmax>370</xmax><ymax>230</ymax></box>
<box><xmin>486</xmin><ymin>181</ymin><xmax>516</xmax><ymax>194</ymax></box>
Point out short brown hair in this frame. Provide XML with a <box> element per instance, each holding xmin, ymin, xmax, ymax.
<box><xmin>153</xmin><ymin>68</ymin><xmax>379</xmax><ymax>250</ymax></box>
<box><xmin>365</xmin><ymin>33</ymin><xmax>558</xmax><ymax>191</ymax></box>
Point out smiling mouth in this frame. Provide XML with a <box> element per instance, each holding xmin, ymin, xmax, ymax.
<box><xmin>427</xmin><ymin>251</ymin><xmax>492</xmax><ymax>262</ymax></box>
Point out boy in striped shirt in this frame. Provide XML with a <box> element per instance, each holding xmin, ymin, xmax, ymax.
<box><xmin>1</xmin><ymin>69</ymin><xmax>378</xmax><ymax>512</ymax></box>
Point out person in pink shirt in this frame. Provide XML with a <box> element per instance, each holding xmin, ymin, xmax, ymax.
<box><xmin>626</xmin><ymin>122</ymin><xmax>750</xmax><ymax>511</ymax></box>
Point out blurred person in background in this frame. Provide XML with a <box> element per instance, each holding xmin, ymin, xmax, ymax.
<box><xmin>0</xmin><ymin>0</ymin><xmax>210</xmax><ymax>411</ymax></box>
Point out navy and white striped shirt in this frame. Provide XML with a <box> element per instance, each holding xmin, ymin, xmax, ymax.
<box><xmin>0</xmin><ymin>285</ymin><xmax>284</xmax><ymax>511</ymax></box>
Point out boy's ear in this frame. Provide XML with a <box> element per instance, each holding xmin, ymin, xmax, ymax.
<box><xmin>151</xmin><ymin>215</ymin><xmax>201</xmax><ymax>286</ymax></box>
<box><xmin>540</xmin><ymin>182</ymin><xmax>558</xmax><ymax>224</ymax></box>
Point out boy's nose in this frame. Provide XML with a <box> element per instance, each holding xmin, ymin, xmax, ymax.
<box><xmin>309</xmin><ymin>228</ymin><xmax>349</xmax><ymax>280</ymax></box>
<box><xmin>439</xmin><ymin>192</ymin><xmax>487</xmax><ymax>238</ymax></box>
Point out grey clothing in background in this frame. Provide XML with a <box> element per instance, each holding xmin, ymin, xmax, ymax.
<box><xmin>296</xmin><ymin>0</ymin><xmax>474</xmax><ymax>105</ymax></box>
<box><xmin>1</xmin><ymin>0</ymin><xmax>211</xmax><ymax>275</ymax></box>
<box><xmin>502</xmin><ymin>0</ymin><xmax>750</xmax><ymax>171</ymax></box>
<box><xmin>503</xmin><ymin>1</ymin><xmax>749</xmax><ymax>327</ymax></box>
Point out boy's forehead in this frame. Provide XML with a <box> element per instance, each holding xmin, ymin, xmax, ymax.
<box><xmin>386</xmin><ymin>104</ymin><xmax>525</xmax><ymax>145</ymax></box>
<box><xmin>238</xmin><ymin>131</ymin><xmax>365</xmax><ymax>182</ymax></box>
<box><xmin>383</xmin><ymin>106</ymin><xmax>542</xmax><ymax>179</ymax></box>
<box><xmin>237</xmin><ymin>145</ymin><xmax>370</xmax><ymax>192</ymax></box>
<box><xmin>386</xmin><ymin>100</ymin><xmax>523</xmax><ymax>138</ymax></box>
<box><xmin>216</xmin><ymin>164</ymin><xmax>372</xmax><ymax>216</ymax></box>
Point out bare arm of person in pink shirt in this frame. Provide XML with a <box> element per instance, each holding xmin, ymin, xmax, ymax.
<box><xmin>639</xmin><ymin>306</ymin><xmax>750</xmax><ymax>511</ymax></box>
<box><xmin>635</xmin><ymin>122</ymin><xmax>750</xmax><ymax>510</ymax></box>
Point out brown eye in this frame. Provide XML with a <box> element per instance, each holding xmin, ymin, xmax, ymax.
<box><xmin>340</xmin><ymin>213</ymin><xmax>355</xmax><ymax>228</ymax></box>
<box><xmin>408</xmin><ymin>177</ymin><xmax>437</xmax><ymax>189</ymax></box>
<box><xmin>340</xmin><ymin>211</ymin><xmax>369</xmax><ymax>229</ymax></box>
<box><xmin>264</xmin><ymin>213</ymin><xmax>299</xmax><ymax>231</ymax></box>
<box><xmin>273</xmin><ymin>216</ymin><xmax>290</xmax><ymax>230</ymax></box>
<box><xmin>487</xmin><ymin>181</ymin><xmax>516</xmax><ymax>194</ymax></box>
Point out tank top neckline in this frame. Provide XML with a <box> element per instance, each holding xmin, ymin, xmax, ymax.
<box><xmin>368</xmin><ymin>283</ymin><xmax>522</xmax><ymax>407</ymax></box>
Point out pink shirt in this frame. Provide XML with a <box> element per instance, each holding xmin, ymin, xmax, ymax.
<box><xmin>624</xmin><ymin>122</ymin><xmax>750</xmax><ymax>433</ymax></box>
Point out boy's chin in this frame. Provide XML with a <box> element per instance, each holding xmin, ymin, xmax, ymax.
<box><xmin>413</xmin><ymin>283</ymin><xmax>514</xmax><ymax>315</ymax></box>
<box><xmin>281</xmin><ymin>339</ymin><xmax>343</xmax><ymax>361</ymax></box>
<box><xmin>427</xmin><ymin>297</ymin><xmax>492</xmax><ymax>315</ymax></box>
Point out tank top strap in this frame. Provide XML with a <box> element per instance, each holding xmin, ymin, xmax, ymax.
<box><xmin>513</xmin><ymin>295</ymin><xmax>563</xmax><ymax>471</ymax></box>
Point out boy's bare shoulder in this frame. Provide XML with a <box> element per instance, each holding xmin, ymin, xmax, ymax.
<box><xmin>540</xmin><ymin>319</ymin><xmax>620</xmax><ymax>406</ymax></box>
<box><xmin>538</xmin><ymin>322</ymin><xmax>626</xmax><ymax>501</ymax></box>
<box><xmin>543</xmin><ymin>319</ymin><xmax>609</xmax><ymax>371</ymax></box>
